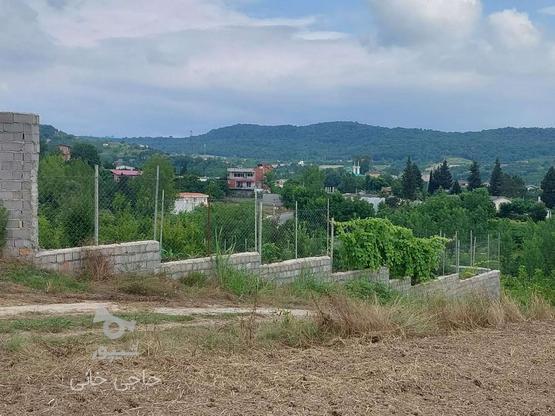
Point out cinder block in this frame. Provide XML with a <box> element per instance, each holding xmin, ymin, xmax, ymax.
<box><xmin>0</xmin><ymin>113</ymin><xmax>15</xmax><ymax>123</ymax></box>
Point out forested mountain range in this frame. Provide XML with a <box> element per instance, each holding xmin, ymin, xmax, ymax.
<box><xmin>84</xmin><ymin>122</ymin><xmax>555</xmax><ymax>164</ymax></box>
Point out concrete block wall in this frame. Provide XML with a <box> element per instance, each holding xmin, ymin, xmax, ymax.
<box><xmin>392</xmin><ymin>271</ymin><xmax>501</xmax><ymax>299</ymax></box>
<box><xmin>455</xmin><ymin>270</ymin><xmax>501</xmax><ymax>299</ymax></box>
<box><xmin>161</xmin><ymin>254</ymin><xmax>330</xmax><ymax>284</ymax></box>
<box><xmin>0</xmin><ymin>112</ymin><xmax>39</xmax><ymax>258</ymax></box>
<box><xmin>34</xmin><ymin>241</ymin><xmax>160</xmax><ymax>275</ymax></box>
<box><xmin>259</xmin><ymin>256</ymin><xmax>332</xmax><ymax>284</ymax></box>
<box><xmin>330</xmin><ymin>267</ymin><xmax>389</xmax><ymax>284</ymax></box>
<box><xmin>161</xmin><ymin>252</ymin><xmax>260</xmax><ymax>280</ymax></box>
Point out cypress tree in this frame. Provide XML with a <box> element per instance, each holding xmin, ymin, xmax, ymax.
<box><xmin>450</xmin><ymin>180</ymin><xmax>462</xmax><ymax>194</ymax></box>
<box><xmin>401</xmin><ymin>157</ymin><xmax>422</xmax><ymax>200</ymax></box>
<box><xmin>541</xmin><ymin>166</ymin><xmax>555</xmax><ymax>209</ymax></box>
<box><xmin>489</xmin><ymin>158</ymin><xmax>503</xmax><ymax>196</ymax></box>
<box><xmin>467</xmin><ymin>160</ymin><xmax>482</xmax><ymax>190</ymax></box>
<box><xmin>411</xmin><ymin>161</ymin><xmax>424</xmax><ymax>198</ymax></box>
<box><xmin>401</xmin><ymin>157</ymin><xmax>414</xmax><ymax>200</ymax></box>
<box><xmin>436</xmin><ymin>160</ymin><xmax>453</xmax><ymax>191</ymax></box>
<box><xmin>428</xmin><ymin>168</ymin><xmax>439</xmax><ymax>194</ymax></box>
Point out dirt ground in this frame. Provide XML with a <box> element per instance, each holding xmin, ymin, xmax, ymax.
<box><xmin>1</xmin><ymin>320</ymin><xmax>553</xmax><ymax>416</ymax></box>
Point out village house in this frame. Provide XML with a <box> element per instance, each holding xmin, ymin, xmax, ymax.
<box><xmin>227</xmin><ymin>164</ymin><xmax>272</xmax><ymax>194</ymax></box>
<box><xmin>174</xmin><ymin>192</ymin><xmax>209</xmax><ymax>214</ymax></box>
<box><xmin>110</xmin><ymin>166</ymin><xmax>141</xmax><ymax>182</ymax></box>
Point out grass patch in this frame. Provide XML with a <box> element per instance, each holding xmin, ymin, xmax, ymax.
<box><xmin>257</xmin><ymin>312</ymin><xmax>323</xmax><ymax>348</ymax></box>
<box><xmin>0</xmin><ymin>334</ymin><xmax>27</xmax><ymax>353</ymax></box>
<box><xmin>117</xmin><ymin>275</ymin><xmax>181</xmax><ymax>297</ymax></box>
<box><xmin>179</xmin><ymin>272</ymin><xmax>209</xmax><ymax>287</ymax></box>
<box><xmin>344</xmin><ymin>278</ymin><xmax>396</xmax><ymax>304</ymax></box>
<box><xmin>288</xmin><ymin>271</ymin><xmax>335</xmax><ymax>297</ymax></box>
<box><xmin>214</xmin><ymin>254</ymin><xmax>266</xmax><ymax>298</ymax></box>
<box><xmin>0</xmin><ymin>262</ymin><xmax>89</xmax><ymax>293</ymax></box>
<box><xmin>502</xmin><ymin>272</ymin><xmax>555</xmax><ymax>306</ymax></box>
<box><xmin>0</xmin><ymin>312</ymin><xmax>194</xmax><ymax>334</ymax></box>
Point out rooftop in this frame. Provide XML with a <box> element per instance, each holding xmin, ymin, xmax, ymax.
<box><xmin>111</xmin><ymin>169</ymin><xmax>141</xmax><ymax>177</ymax></box>
<box><xmin>227</xmin><ymin>167</ymin><xmax>255</xmax><ymax>172</ymax></box>
<box><xmin>177</xmin><ymin>192</ymin><xmax>209</xmax><ymax>198</ymax></box>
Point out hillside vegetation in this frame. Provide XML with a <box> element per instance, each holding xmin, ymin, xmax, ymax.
<box><xmin>97</xmin><ymin>122</ymin><xmax>555</xmax><ymax>163</ymax></box>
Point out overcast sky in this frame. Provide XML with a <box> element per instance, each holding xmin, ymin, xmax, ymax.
<box><xmin>1</xmin><ymin>0</ymin><xmax>555</xmax><ymax>136</ymax></box>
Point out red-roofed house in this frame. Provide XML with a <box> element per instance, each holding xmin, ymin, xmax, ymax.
<box><xmin>111</xmin><ymin>168</ymin><xmax>142</xmax><ymax>182</ymax></box>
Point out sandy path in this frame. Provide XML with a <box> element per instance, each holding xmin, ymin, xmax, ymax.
<box><xmin>0</xmin><ymin>302</ymin><xmax>311</xmax><ymax>318</ymax></box>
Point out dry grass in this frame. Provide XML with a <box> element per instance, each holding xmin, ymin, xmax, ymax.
<box><xmin>0</xmin><ymin>319</ymin><xmax>553</xmax><ymax>415</ymax></box>
<box><xmin>312</xmin><ymin>293</ymin><xmax>554</xmax><ymax>343</ymax></box>
<box><xmin>525</xmin><ymin>294</ymin><xmax>555</xmax><ymax>320</ymax></box>
<box><xmin>81</xmin><ymin>250</ymin><xmax>113</xmax><ymax>281</ymax></box>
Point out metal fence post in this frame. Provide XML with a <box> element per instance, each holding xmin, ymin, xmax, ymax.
<box><xmin>254</xmin><ymin>191</ymin><xmax>258</xmax><ymax>251</ymax></box>
<box><xmin>330</xmin><ymin>218</ymin><xmax>335</xmax><ymax>266</ymax></box>
<box><xmin>473</xmin><ymin>236</ymin><xmax>477</xmax><ymax>267</ymax></box>
<box><xmin>295</xmin><ymin>201</ymin><xmax>298</xmax><ymax>259</ymax></box>
<box><xmin>468</xmin><ymin>230</ymin><xmax>474</xmax><ymax>266</ymax></box>
<box><xmin>497</xmin><ymin>231</ymin><xmax>501</xmax><ymax>270</ymax></box>
<box><xmin>160</xmin><ymin>189</ymin><xmax>165</xmax><ymax>253</ymax></box>
<box><xmin>258</xmin><ymin>200</ymin><xmax>263</xmax><ymax>254</ymax></box>
<box><xmin>326</xmin><ymin>198</ymin><xmax>330</xmax><ymax>255</ymax></box>
<box><xmin>153</xmin><ymin>165</ymin><xmax>160</xmax><ymax>240</ymax></box>
<box><xmin>455</xmin><ymin>231</ymin><xmax>460</xmax><ymax>276</ymax></box>
<box><xmin>94</xmin><ymin>164</ymin><xmax>99</xmax><ymax>245</ymax></box>
<box><xmin>487</xmin><ymin>233</ymin><xmax>490</xmax><ymax>270</ymax></box>
<box><xmin>440</xmin><ymin>230</ymin><xmax>445</xmax><ymax>275</ymax></box>
<box><xmin>207</xmin><ymin>198</ymin><xmax>212</xmax><ymax>256</ymax></box>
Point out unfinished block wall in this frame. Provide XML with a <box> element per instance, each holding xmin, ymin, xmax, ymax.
<box><xmin>0</xmin><ymin>112</ymin><xmax>39</xmax><ymax>257</ymax></box>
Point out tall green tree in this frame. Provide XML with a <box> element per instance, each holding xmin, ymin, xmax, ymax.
<box><xmin>134</xmin><ymin>154</ymin><xmax>176</xmax><ymax>214</ymax></box>
<box><xmin>450</xmin><ymin>181</ymin><xmax>462</xmax><ymax>195</ymax></box>
<box><xmin>500</xmin><ymin>174</ymin><xmax>526</xmax><ymax>198</ymax></box>
<box><xmin>467</xmin><ymin>161</ymin><xmax>482</xmax><ymax>190</ymax></box>
<box><xmin>540</xmin><ymin>166</ymin><xmax>555</xmax><ymax>209</ymax></box>
<box><xmin>401</xmin><ymin>157</ymin><xmax>422</xmax><ymax>200</ymax></box>
<box><xmin>436</xmin><ymin>160</ymin><xmax>453</xmax><ymax>191</ymax></box>
<box><xmin>72</xmin><ymin>142</ymin><xmax>101</xmax><ymax>167</ymax></box>
<box><xmin>428</xmin><ymin>169</ymin><xmax>439</xmax><ymax>194</ymax></box>
<box><xmin>489</xmin><ymin>158</ymin><xmax>503</xmax><ymax>196</ymax></box>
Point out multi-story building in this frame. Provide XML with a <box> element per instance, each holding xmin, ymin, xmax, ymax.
<box><xmin>227</xmin><ymin>164</ymin><xmax>272</xmax><ymax>193</ymax></box>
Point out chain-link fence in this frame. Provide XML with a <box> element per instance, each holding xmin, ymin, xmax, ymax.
<box><xmin>38</xmin><ymin>166</ymin><xmax>331</xmax><ymax>264</ymax></box>
<box><xmin>38</xmin><ymin>174</ymin><xmax>96</xmax><ymax>249</ymax></box>
<box><xmin>257</xmin><ymin>201</ymin><xmax>329</xmax><ymax>264</ymax></box>
<box><xmin>446</xmin><ymin>231</ymin><xmax>501</xmax><ymax>273</ymax></box>
<box><xmin>328</xmin><ymin>221</ymin><xmax>502</xmax><ymax>277</ymax></box>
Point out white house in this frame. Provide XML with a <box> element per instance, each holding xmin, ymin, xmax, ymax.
<box><xmin>491</xmin><ymin>196</ymin><xmax>511</xmax><ymax>212</ymax></box>
<box><xmin>174</xmin><ymin>193</ymin><xmax>209</xmax><ymax>214</ymax></box>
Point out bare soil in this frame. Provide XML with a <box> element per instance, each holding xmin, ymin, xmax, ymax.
<box><xmin>1</xmin><ymin>321</ymin><xmax>553</xmax><ymax>415</ymax></box>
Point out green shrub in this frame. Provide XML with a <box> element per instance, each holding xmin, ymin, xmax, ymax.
<box><xmin>335</xmin><ymin>218</ymin><xmax>447</xmax><ymax>284</ymax></box>
<box><xmin>344</xmin><ymin>278</ymin><xmax>396</xmax><ymax>304</ymax></box>
<box><xmin>214</xmin><ymin>253</ymin><xmax>265</xmax><ymax>297</ymax></box>
<box><xmin>502</xmin><ymin>267</ymin><xmax>555</xmax><ymax>306</ymax></box>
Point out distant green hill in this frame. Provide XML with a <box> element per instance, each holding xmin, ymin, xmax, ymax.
<box><xmin>39</xmin><ymin>124</ymin><xmax>77</xmax><ymax>145</ymax></box>
<box><xmin>91</xmin><ymin>122</ymin><xmax>555</xmax><ymax>164</ymax></box>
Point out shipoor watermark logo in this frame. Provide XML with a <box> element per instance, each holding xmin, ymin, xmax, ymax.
<box><xmin>92</xmin><ymin>306</ymin><xmax>139</xmax><ymax>360</ymax></box>
<box><xmin>69</xmin><ymin>306</ymin><xmax>162</xmax><ymax>391</ymax></box>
